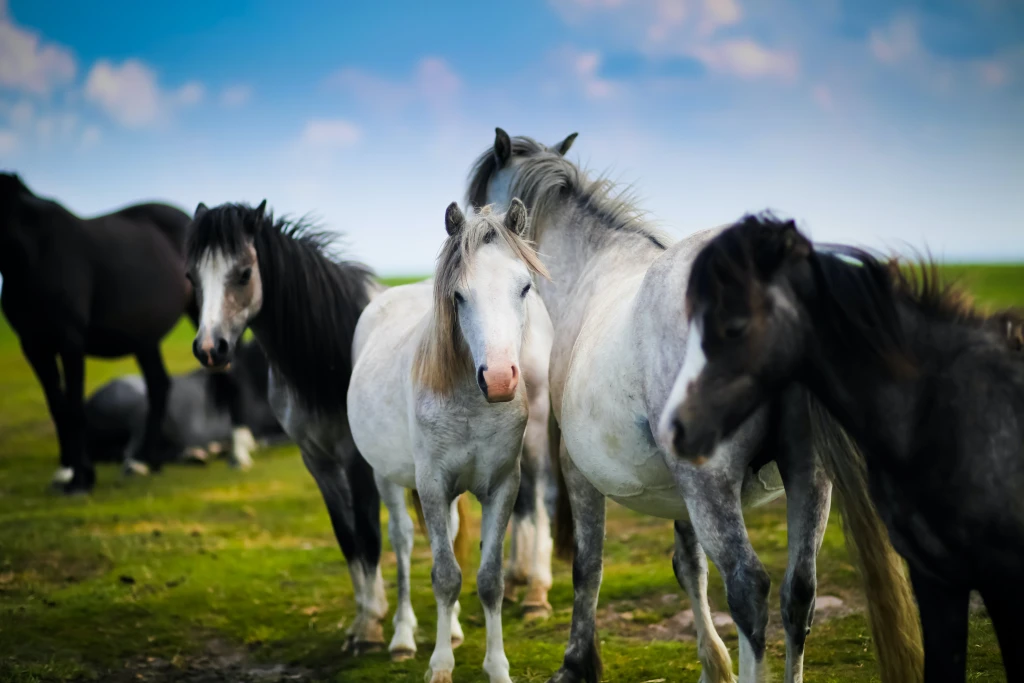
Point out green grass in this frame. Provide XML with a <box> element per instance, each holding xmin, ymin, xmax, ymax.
<box><xmin>1</xmin><ymin>268</ymin><xmax>1020</xmax><ymax>682</ymax></box>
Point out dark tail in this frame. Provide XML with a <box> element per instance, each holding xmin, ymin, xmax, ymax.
<box><xmin>549</xmin><ymin>406</ymin><xmax>574</xmax><ymax>562</ymax></box>
<box><xmin>409</xmin><ymin>490</ymin><xmax>471</xmax><ymax>573</ymax></box>
<box><xmin>808</xmin><ymin>395</ymin><xmax>924</xmax><ymax>683</ymax></box>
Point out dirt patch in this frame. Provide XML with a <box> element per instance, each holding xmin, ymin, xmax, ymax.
<box><xmin>596</xmin><ymin>593</ymin><xmax>855</xmax><ymax>643</ymax></box>
<box><xmin>107</xmin><ymin>640</ymin><xmax>312</xmax><ymax>683</ymax></box>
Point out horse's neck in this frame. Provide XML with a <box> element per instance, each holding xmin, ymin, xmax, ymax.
<box><xmin>534</xmin><ymin>203</ymin><xmax>663</xmax><ymax>326</ymax></box>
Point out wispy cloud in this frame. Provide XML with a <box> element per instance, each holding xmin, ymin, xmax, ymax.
<box><xmin>550</xmin><ymin>0</ymin><xmax>797</xmax><ymax>82</ymax></box>
<box><xmin>298</xmin><ymin>118</ymin><xmax>361</xmax><ymax>150</ymax></box>
<box><xmin>219</xmin><ymin>84</ymin><xmax>253</xmax><ymax>108</ymax></box>
<box><xmin>84</xmin><ymin>59</ymin><xmax>203</xmax><ymax>128</ymax></box>
<box><xmin>0</xmin><ymin>0</ymin><xmax>76</xmax><ymax>95</ymax></box>
<box><xmin>324</xmin><ymin>57</ymin><xmax>461</xmax><ymax>116</ymax></box>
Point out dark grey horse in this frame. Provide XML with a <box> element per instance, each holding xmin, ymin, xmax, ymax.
<box><xmin>665</xmin><ymin>215</ymin><xmax>1024</xmax><ymax>681</ymax></box>
<box><xmin>85</xmin><ymin>340</ymin><xmax>285</xmax><ymax>469</ymax></box>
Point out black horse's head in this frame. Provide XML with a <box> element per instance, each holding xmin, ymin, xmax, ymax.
<box><xmin>185</xmin><ymin>200</ymin><xmax>269</xmax><ymax>369</ymax></box>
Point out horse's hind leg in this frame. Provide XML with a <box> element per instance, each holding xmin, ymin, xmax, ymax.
<box><xmin>548</xmin><ymin>443</ymin><xmax>605</xmax><ymax>683</ymax></box>
<box><xmin>672</xmin><ymin>520</ymin><xmax>736</xmax><ymax>683</ymax></box>
<box><xmin>507</xmin><ymin>411</ymin><xmax>554</xmax><ymax>619</ymax></box>
<box><xmin>776</xmin><ymin>390</ymin><xmax>833</xmax><ymax>683</ymax></box>
<box><xmin>909</xmin><ymin>567</ymin><xmax>968</xmax><ymax>683</ymax></box>
<box><xmin>134</xmin><ymin>345</ymin><xmax>171</xmax><ymax>472</ymax></box>
<box><xmin>301</xmin><ymin>439</ymin><xmax>386</xmax><ymax>653</ymax></box>
<box><xmin>477</xmin><ymin>464</ymin><xmax>520</xmax><ymax>683</ymax></box>
<box><xmin>376</xmin><ymin>474</ymin><xmax>417</xmax><ymax>661</ymax></box>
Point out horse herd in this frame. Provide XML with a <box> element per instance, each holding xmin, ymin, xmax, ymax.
<box><xmin>1</xmin><ymin>128</ymin><xmax>1022</xmax><ymax>683</ymax></box>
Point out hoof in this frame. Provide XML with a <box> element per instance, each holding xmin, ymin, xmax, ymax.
<box><xmin>51</xmin><ymin>467</ymin><xmax>74</xmax><ymax>486</ymax></box>
<box><xmin>123</xmin><ymin>459</ymin><xmax>151</xmax><ymax>477</ymax></box>
<box><xmin>547</xmin><ymin>669</ymin><xmax>582</xmax><ymax>683</ymax></box>
<box><xmin>522</xmin><ymin>600</ymin><xmax>553</xmax><ymax>621</ymax></box>
<box><xmin>390</xmin><ymin>647</ymin><xmax>416</xmax><ymax>662</ymax></box>
<box><xmin>425</xmin><ymin>669</ymin><xmax>454</xmax><ymax>683</ymax></box>
<box><xmin>182</xmin><ymin>448</ymin><xmax>209</xmax><ymax>465</ymax></box>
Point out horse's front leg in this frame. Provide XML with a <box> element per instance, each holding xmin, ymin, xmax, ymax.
<box><xmin>680</xmin><ymin>465</ymin><xmax>771</xmax><ymax>683</ymax></box>
<box><xmin>416</xmin><ymin>472</ymin><xmax>462</xmax><ymax>683</ymax></box>
<box><xmin>672</xmin><ymin>520</ymin><xmax>736</xmax><ymax>683</ymax></box>
<box><xmin>134</xmin><ymin>345</ymin><xmax>171</xmax><ymax>473</ymax></box>
<box><xmin>477</xmin><ymin>463</ymin><xmax>520</xmax><ymax>683</ymax></box>
<box><xmin>777</xmin><ymin>389</ymin><xmax>832</xmax><ymax>683</ymax></box>
<box><xmin>59</xmin><ymin>347</ymin><xmax>95</xmax><ymax>493</ymax></box>
<box><xmin>375</xmin><ymin>474</ymin><xmax>417</xmax><ymax>661</ymax></box>
<box><xmin>548</xmin><ymin>442</ymin><xmax>605</xmax><ymax>683</ymax></box>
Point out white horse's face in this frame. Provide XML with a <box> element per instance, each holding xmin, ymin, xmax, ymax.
<box><xmin>190</xmin><ymin>243</ymin><xmax>263</xmax><ymax>369</ymax></box>
<box><xmin>455</xmin><ymin>239</ymin><xmax>534</xmax><ymax>403</ymax></box>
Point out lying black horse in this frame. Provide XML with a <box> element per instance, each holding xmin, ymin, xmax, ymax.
<box><xmin>0</xmin><ymin>173</ymin><xmax>194</xmax><ymax>493</ymax></box>
<box><xmin>666</xmin><ymin>215</ymin><xmax>1024</xmax><ymax>682</ymax></box>
<box><xmin>86</xmin><ymin>340</ymin><xmax>285</xmax><ymax>469</ymax></box>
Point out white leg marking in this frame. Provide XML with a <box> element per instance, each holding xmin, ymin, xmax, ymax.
<box><xmin>738</xmin><ymin>631</ymin><xmax>767</xmax><ymax>683</ymax></box>
<box><xmin>230</xmin><ymin>426</ymin><xmax>255</xmax><ymax>470</ymax></box>
<box><xmin>52</xmin><ymin>467</ymin><xmax>74</xmax><ymax>485</ymax></box>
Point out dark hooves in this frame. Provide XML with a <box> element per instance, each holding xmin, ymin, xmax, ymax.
<box><xmin>62</xmin><ymin>468</ymin><xmax>96</xmax><ymax>495</ymax></box>
<box><xmin>547</xmin><ymin>668</ymin><xmax>585</xmax><ymax>683</ymax></box>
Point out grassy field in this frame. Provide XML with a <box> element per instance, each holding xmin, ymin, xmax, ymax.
<box><xmin>1</xmin><ymin>267</ymin><xmax>1021</xmax><ymax>682</ymax></box>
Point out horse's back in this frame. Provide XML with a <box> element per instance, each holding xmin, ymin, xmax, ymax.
<box><xmin>348</xmin><ymin>282</ymin><xmax>431</xmax><ymax>488</ymax></box>
<box><xmin>98</xmin><ymin>202</ymin><xmax>192</xmax><ymax>253</ymax></box>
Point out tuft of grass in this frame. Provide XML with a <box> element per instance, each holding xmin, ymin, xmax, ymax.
<box><xmin>0</xmin><ymin>266</ymin><xmax>1017</xmax><ymax>681</ymax></box>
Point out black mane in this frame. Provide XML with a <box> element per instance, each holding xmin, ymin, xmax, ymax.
<box><xmin>691</xmin><ymin>214</ymin><xmax>1023</xmax><ymax>375</ymax></box>
<box><xmin>187</xmin><ymin>203</ymin><xmax>375</xmax><ymax>416</ymax></box>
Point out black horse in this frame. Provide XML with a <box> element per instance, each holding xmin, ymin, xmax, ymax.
<box><xmin>0</xmin><ymin>172</ymin><xmax>194</xmax><ymax>493</ymax></box>
<box><xmin>666</xmin><ymin>215</ymin><xmax>1024</xmax><ymax>682</ymax></box>
<box><xmin>85</xmin><ymin>339</ymin><xmax>285</xmax><ymax>469</ymax></box>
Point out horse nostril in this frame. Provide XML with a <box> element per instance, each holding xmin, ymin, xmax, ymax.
<box><xmin>215</xmin><ymin>337</ymin><xmax>229</xmax><ymax>356</ymax></box>
<box><xmin>671</xmin><ymin>418</ymin><xmax>686</xmax><ymax>454</ymax></box>
<box><xmin>477</xmin><ymin>365</ymin><xmax>488</xmax><ymax>396</ymax></box>
<box><xmin>510</xmin><ymin>365</ymin><xmax>519</xmax><ymax>381</ymax></box>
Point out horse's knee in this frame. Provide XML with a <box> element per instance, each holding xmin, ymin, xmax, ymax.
<box><xmin>432</xmin><ymin>555</ymin><xmax>462</xmax><ymax>606</ymax></box>
<box><xmin>781</xmin><ymin>564</ymin><xmax>816</xmax><ymax>644</ymax></box>
<box><xmin>725</xmin><ymin>556</ymin><xmax>771</xmax><ymax>656</ymax></box>
<box><xmin>477</xmin><ymin>564</ymin><xmax>503</xmax><ymax>610</ymax></box>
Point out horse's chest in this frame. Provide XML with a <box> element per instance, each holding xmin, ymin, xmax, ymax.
<box><xmin>415</xmin><ymin>400</ymin><xmax>527</xmax><ymax>496</ymax></box>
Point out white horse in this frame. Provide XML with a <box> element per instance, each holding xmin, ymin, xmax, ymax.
<box><xmin>468</xmin><ymin>130</ymin><xmax>829</xmax><ymax>683</ymax></box>
<box><xmin>347</xmin><ymin>200</ymin><xmax>553</xmax><ymax>683</ymax></box>
<box><xmin>468</xmin><ymin>129</ymin><xmax>920</xmax><ymax>683</ymax></box>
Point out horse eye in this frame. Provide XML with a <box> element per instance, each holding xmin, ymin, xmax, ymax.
<box><xmin>237</xmin><ymin>268</ymin><xmax>252</xmax><ymax>286</ymax></box>
<box><xmin>454</xmin><ymin>291</ymin><xmax>465</xmax><ymax>305</ymax></box>
<box><xmin>723</xmin><ymin>319</ymin><xmax>749</xmax><ymax>339</ymax></box>
<box><xmin>520</xmin><ymin>283</ymin><xmax>531</xmax><ymax>298</ymax></box>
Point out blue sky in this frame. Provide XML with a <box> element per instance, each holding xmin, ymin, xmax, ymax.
<box><xmin>1</xmin><ymin>0</ymin><xmax>1022</xmax><ymax>274</ymax></box>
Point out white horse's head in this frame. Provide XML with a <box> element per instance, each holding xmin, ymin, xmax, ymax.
<box><xmin>415</xmin><ymin>199</ymin><xmax>548</xmax><ymax>402</ymax></box>
<box><xmin>468</xmin><ymin>127</ymin><xmax>578</xmax><ymax>214</ymax></box>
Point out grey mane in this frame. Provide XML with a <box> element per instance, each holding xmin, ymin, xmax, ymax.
<box><xmin>467</xmin><ymin>134</ymin><xmax>671</xmax><ymax>251</ymax></box>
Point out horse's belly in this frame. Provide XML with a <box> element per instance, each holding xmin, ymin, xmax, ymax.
<box><xmin>562</xmin><ymin>396</ymin><xmax>685</xmax><ymax>520</ymax></box>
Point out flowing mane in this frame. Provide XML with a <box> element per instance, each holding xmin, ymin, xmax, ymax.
<box><xmin>187</xmin><ymin>203</ymin><xmax>375</xmax><ymax>415</ymax></box>
<box><xmin>412</xmin><ymin>205</ymin><xmax>548</xmax><ymax>396</ymax></box>
<box><xmin>690</xmin><ymin>214</ymin><xmax>1024</xmax><ymax>375</ymax></box>
<box><xmin>466</xmin><ymin>134</ymin><xmax>670</xmax><ymax>250</ymax></box>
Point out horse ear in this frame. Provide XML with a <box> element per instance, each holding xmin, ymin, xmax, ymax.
<box><xmin>551</xmin><ymin>132</ymin><xmax>578</xmax><ymax>156</ymax></box>
<box><xmin>250</xmin><ymin>199</ymin><xmax>268</xmax><ymax>236</ymax></box>
<box><xmin>193</xmin><ymin>202</ymin><xmax>208</xmax><ymax>221</ymax></box>
<box><xmin>445</xmin><ymin>201</ymin><xmax>465</xmax><ymax>236</ymax></box>
<box><xmin>505</xmin><ymin>198</ymin><xmax>528</xmax><ymax>236</ymax></box>
<box><xmin>494</xmin><ymin>128</ymin><xmax>512</xmax><ymax>165</ymax></box>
